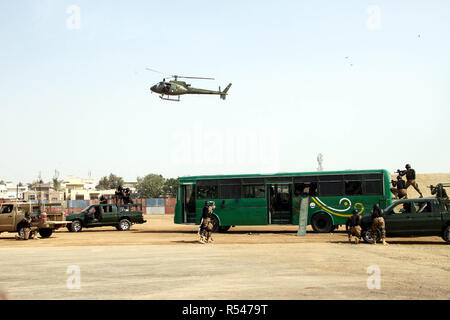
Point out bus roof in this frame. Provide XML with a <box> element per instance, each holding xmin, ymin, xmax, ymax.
<box><xmin>178</xmin><ymin>169</ymin><xmax>390</xmax><ymax>182</ymax></box>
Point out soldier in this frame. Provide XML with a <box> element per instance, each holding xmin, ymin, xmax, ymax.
<box><xmin>115</xmin><ymin>185</ymin><xmax>124</xmax><ymax>204</ymax></box>
<box><xmin>431</xmin><ymin>184</ymin><xmax>449</xmax><ymax>211</ymax></box>
<box><xmin>397</xmin><ymin>164</ymin><xmax>423</xmax><ymax>198</ymax></box>
<box><xmin>99</xmin><ymin>194</ymin><xmax>107</xmax><ymax>205</ymax></box>
<box><xmin>198</xmin><ymin>201</ymin><xmax>210</xmax><ymax>243</ymax></box>
<box><xmin>99</xmin><ymin>194</ymin><xmax>108</xmax><ymax>212</ymax></box>
<box><xmin>15</xmin><ymin>212</ymin><xmax>38</xmax><ymax>240</ymax></box>
<box><xmin>390</xmin><ymin>175</ymin><xmax>407</xmax><ymax>199</ymax></box>
<box><xmin>199</xmin><ymin>201</ymin><xmax>215</xmax><ymax>244</ymax></box>
<box><xmin>123</xmin><ymin>187</ymin><xmax>133</xmax><ymax>204</ymax></box>
<box><xmin>204</xmin><ymin>202</ymin><xmax>216</xmax><ymax>243</ymax></box>
<box><xmin>345</xmin><ymin>209</ymin><xmax>362</xmax><ymax>244</ymax></box>
<box><xmin>370</xmin><ymin>204</ymin><xmax>388</xmax><ymax>245</ymax></box>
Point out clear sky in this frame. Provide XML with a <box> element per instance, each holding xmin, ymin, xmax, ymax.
<box><xmin>1</xmin><ymin>0</ymin><xmax>449</xmax><ymax>183</ymax></box>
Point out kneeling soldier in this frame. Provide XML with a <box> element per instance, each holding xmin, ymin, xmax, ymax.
<box><xmin>391</xmin><ymin>176</ymin><xmax>407</xmax><ymax>199</ymax></box>
<box><xmin>15</xmin><ymin>212</ymin><xmax>39</xmax><ymax>240</ymax></box>
<box><xmin>346</xmin><ymin>209</ymin><xmax>362</xmax><ymax>244</ymax></box>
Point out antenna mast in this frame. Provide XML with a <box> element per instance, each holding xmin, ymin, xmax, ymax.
<box><xmin>317</xmin><ymin>153</ymin><xmax>324</xmax><ymax>171</ymax></box>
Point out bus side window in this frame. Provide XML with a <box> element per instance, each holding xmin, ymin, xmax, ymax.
<box><xmin>309</xmin><ymin>183</ymin><xmax>317</xmax><ymax>196</ymax></box>
<box><xmin>294</xmin><ymin>183</ymin><xmax>317</xmax><ymax>197</ymax></box>
<box><xmin>197</xmin><ymin>185</ymin><xmax>218</xmax><ymax>199</ymax></box>
<box><xmin>345</xmin><ymin>181</ymin><xmax>362</xmax><ymax>195</ymax></box>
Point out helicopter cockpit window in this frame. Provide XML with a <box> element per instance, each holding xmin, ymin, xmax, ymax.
<box><xmin>163</xmin><ymin>83</ymin><xmax>171</xmax><ymax>93</ymax></box>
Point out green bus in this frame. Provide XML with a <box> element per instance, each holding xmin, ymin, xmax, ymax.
<box><xmin>174</xmin><ymin>169</ymin><xmax>393</xmax><ymax>233</ymax></box>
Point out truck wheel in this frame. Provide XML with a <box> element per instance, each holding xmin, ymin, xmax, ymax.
<box><xmin>311</xmin><ymin>212</ymin><xmax>333</xmax><ymax>233</ymax></box>
<box><xmin>70</xmin><ymin>220</ymin><xmax>83</xmax><ymax>232</ymax></box>
<box><xmin>442</xmin><ymin>226</ymin><xmax>450</xmax><ymax>244</ymax></box>
<box><xmin>117</xmin><ymin>219</ymin><xmax>131</xmax><ymax>231</ymax></box>
<box><xmin>362</xmin><ymin>228</ymin><xmax>381</xmax><ymax>244</ymax></box>
<box><xmin>39</xmin><ymin>229</ymin><xmax>53</xmax><ymax>238</ymax></box>
<box><xmin>218</xmin><ymin>226</ymin><xmax>231</xmax><ymax>233</ymax></box>
<box><xmin>18</xmin><ymin>227</ymin><xmax>25</xmax><ymax>238</ymax></box>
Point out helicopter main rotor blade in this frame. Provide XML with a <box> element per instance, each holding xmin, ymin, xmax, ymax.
<box><xmin>146</xmin><ymin>68</ymin><xmax>215</xmax><ymax>80</ymax></box>
<box><xmin>175</xmin><ymin>75</ymin><xmax>215</xmax><ymax>80</ymax></box>
<box><xmin>145</xmin><ymin>68</ymin><xmax>172</xmax><ymax>76</ymax></box>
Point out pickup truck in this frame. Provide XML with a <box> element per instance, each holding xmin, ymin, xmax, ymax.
<box><xmin>66</xmin><ymin>203</ymin><xmax>146</xmax><ymax>232</ymax></box>
<box><xmin>0</xmin><ymin>201</ymin><xmax>70</xmax><ymax>238</ymax></box>
<box><xmin>361</xmin><ymin>197</ymin><xmax>450</xmax><ymax>243</ymax></box>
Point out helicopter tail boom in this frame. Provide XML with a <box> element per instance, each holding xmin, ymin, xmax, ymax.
<box><xmin>220</xmin><ymin>83</ymin><xmax>232</xmax><ymax>100</ymax></box>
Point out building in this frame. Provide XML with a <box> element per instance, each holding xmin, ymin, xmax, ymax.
<box><xmin>63</xmin><ymin>176</ymin><xmax>100</xmax><ymax>200</ymax></box>
<box><xmin>0</xmin><ymin>182</ymin><xmax>28</xmax><ymax>200</ymax></box>
<box><xmin>23</xmin><ymin>183</ymin><xmax>64</xmax><ymax>202</ymax></box>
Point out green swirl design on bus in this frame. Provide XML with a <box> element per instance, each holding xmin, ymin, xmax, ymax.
<box><xmin>310</xmin><ymin>197</ymin><xmax>365</xmax><ymax>217</ymax></box>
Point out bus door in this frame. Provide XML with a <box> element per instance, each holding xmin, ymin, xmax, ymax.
<box><xmin>182</xmin><ymin>184</ymin><xmax>196</xmax><ymax>223</ymax></box>
<box><xmin>267</xmin><ymin>184</ymin><xmax>292</xmax><ymax>224</ymax></box>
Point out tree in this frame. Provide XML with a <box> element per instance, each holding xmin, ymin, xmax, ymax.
<box><xmin>29</xmin><ymin>179</ymin><xmax>44</xmax><ymax>189</ymax></box>
<box><xmin>163</xmin><ymin>178</ymin><xmax>179</xmax><ymax>197</ymax></box>
<box><xmin>52</xmin><ymin>177</ymin><xmax>62</xmax><ymax>191</ymax></box>
<box><xmin>96</xmin><ymin>174</ymin><xmax>124</xmax><ymax>190</ymax></box>
<box><xmin>136</xmin><ymin>174</ymin><xmax>165</xmax><ymax>198</ymax></box>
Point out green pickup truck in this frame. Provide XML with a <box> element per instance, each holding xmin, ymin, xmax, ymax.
<box><xmin>361</xmin><ymin>197</ymin><xmax>450</xmax><ymax>243</ymax></box>
<box><xmin>66</xmin><ymin>203</ymin><xmax>146</xmax><ymax>232</ymax></box>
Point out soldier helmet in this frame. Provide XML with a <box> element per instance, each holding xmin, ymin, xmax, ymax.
<box><xmin>405</xmin><ymin>164</ymin><xmax>411</xmax><ymax>169</ymax></box>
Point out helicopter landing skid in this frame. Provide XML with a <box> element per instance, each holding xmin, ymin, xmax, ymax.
<box><xmin>159</xmin><ymin>94</ymin><xmax>180</xmax><ymax>102</ymax></box>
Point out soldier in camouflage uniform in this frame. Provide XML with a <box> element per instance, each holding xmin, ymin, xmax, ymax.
<box><xmin>345</xmin><ymin>209</ymin><xmax>362</xmax><ymax>244</ymax></box>
<box><xmin>371</xmin><ymin>204</ymin><xmax>387</xmax><ymax>245</ymax></box>
<box><xmin>431</xmin><ymin>184</ymin><xmax>449</xmax><ymax>211</ymax></box>
<box><xmin>198</xmin><ymin>202</ymin><xmax>209</xmax><ymax>243</ymax></box>
<box><xmin>15</xmin><ymin>212</ymin><xmax>39</xmax><ymax>240</ymax></box>
<box><xmin>390</xmin><ymin>175</ymin><xmax>407</xmax><ymax>199</ymax></box>
<box><xmin>199</xmin><ymin>201</ymin><xmax>215</xmax><ymax>244</ymax></box>
<box><xmin>397</xmin><ymin>164</ymin><xmax>423</xmax><ymax>198</ymax></box>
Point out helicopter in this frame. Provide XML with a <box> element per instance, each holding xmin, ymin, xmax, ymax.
<box><xmin>147</xmin><ymin>68</ymin><xmax>232</xmax><ymax>101</ymax></box>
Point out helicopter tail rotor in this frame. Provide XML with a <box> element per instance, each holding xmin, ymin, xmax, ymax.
<box><xmin>220</xmin><ymin>83</ymin><xmax>232</xmax><ymax>100</ymax></box>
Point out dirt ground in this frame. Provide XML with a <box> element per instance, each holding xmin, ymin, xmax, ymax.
<box><xmin>0</xmin><ymin>214</ymin><xmax>449</xmax><ymax>300</ymax></box>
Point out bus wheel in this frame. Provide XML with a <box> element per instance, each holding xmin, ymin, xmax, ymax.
<box><xmin>218</xmin><ymin>226</ymin><xmax>230</xmax><ymax>233</ymax></box>
<box><xmin>311</xmin><ymin>212</ymin><xmax>333</xmax><ymax>233</ymax></box>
